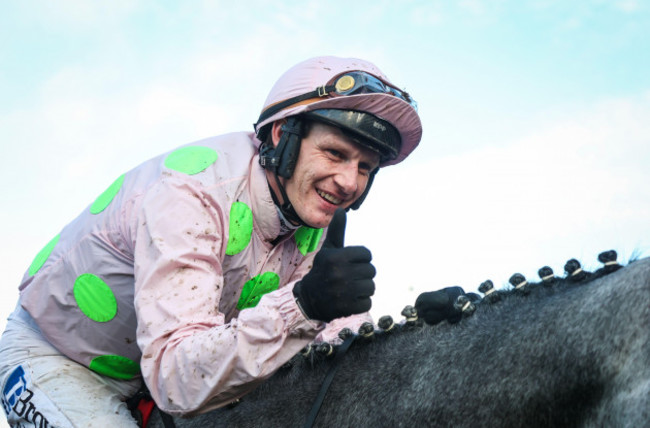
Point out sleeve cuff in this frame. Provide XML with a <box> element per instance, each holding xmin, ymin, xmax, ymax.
<box><xmin>258</xmin><ymin>283</ymin><xmax>325</xmax><ymax>335</ymax></box>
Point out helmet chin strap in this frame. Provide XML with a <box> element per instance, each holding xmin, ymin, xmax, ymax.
<box><xmin>268</xmin><ymin>172</ymin><xmax>313</xmax><ymax>228</ymax></box>
<box><xmin>261</xmin><ymin>117</ymin><xmax>315</xmax><ymax>228</ymax></box>
<box><xmin>260</xmin><ymin>115</ymin><xmax>377</xmax><ymax>229</ymax></box>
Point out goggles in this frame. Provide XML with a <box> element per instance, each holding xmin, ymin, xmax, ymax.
<box><xmin>329</xmin><ymin>72</ymin><xmax>417</xmax><ymax>109</ymax></box>
<box><xmin>256</xmin><ymin>71</ymin><xmax>418</xmax><ymax>127</ymax></box>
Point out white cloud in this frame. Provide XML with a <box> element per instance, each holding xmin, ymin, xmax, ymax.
<box><xmin>346</xmin><ymin>93</ymin><xmax>650</xmax><ymax>319</ymax></box>
<box><xmin>615</xmin><ymin>0</ymin><xmax>640</xmax><ymax>13</ymax></box>
<box><xmin>459</xmin><ymin>0</ymin><xmax>490</xmax><ymax>15</ymax></box>
<box><xmin>410</xmin><ymin>5</ymin><xmax>444</xmax><ymax>25</ymax></box>
<box><xmin>12</xmin><ymin>0</ymin><xmax>139</xmax><ymax>31</ymax></box>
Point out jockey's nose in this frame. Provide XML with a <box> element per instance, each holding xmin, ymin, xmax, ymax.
<box><xmin>333</xmin><ymin>164</ymin><xmax>359</xmax><ymax>197</ymax></box>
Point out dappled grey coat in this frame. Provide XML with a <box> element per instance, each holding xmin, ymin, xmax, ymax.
<box><xmin>151</xmin><ymin>254</ymin><xmax>650</xmax><ymax>427</ymax></box>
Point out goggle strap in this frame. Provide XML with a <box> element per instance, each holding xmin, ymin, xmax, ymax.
<box><xmin>255</xmin><ymin>84</ymin><xmax>337</xmax><ymax>128</ymax></box>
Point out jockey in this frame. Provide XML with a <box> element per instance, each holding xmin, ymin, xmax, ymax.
<box><xmin>0</xmin><ymin>56</ymin><xmax>422</xmax><ymax>427</ymax></box>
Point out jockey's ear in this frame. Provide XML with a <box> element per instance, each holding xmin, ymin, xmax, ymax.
<box><xmin>270</xmin><ymin>120</ymin><xmax>287</xmax><ymax>148</ymax></box>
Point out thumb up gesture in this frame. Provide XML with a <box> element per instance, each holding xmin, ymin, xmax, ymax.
<box><xmin>293</xmin><ymin>209</ymin><xmax>376</xmax><ymax>322</ymax></box>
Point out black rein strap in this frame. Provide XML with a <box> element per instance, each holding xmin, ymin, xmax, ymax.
<box><xmin>130</xmin><ymin>336</ymin><xmax>354</xmax><ymax>428</ymax></box>
<box><xmin>303</xmin><ymin>335</ymin><xmax>355</xmax><ymax>428</ymax></box>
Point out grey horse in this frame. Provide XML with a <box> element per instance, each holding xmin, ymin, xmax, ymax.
<box><xmin>150</xmin><ymin>253</ymin><xmax>649</xmax><ymax>427</ymax></box>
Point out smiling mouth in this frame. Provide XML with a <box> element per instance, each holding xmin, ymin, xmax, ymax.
<box><xmin>317</xmin><ymin>189</ymin><xmax>343</xmax><ymax>205</ymax></box>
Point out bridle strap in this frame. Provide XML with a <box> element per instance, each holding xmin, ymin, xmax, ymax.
<box><xmin>303</xmin><ymin>335</ymin><xmax>355</xmax><ymax>428</ymax></box>
<box><xmin>126</xmin><ymin>382</ymin><xmax>176</xmax><ymax>428</ymax></box>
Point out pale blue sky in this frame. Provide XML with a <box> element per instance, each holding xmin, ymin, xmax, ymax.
<box><xmin>1</xmin><ymin>0</ymin><xmax>649</xmax><ymax>364</ymax></box>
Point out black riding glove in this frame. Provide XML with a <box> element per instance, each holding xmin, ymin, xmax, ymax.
<box><xmin>415</xmin><ymin>286</ymin><xmax>479</xmax><ymax>325</ymax></box>
<box><xmin>293</xmin><ymin>208</ymin><xmax>376</xmax><ymax>323</ymax></box>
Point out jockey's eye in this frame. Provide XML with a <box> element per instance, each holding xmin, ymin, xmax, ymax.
<box><xmin>327</xmin><ymin>149</ymin><xmax>343</xmax><ymax>159</ymax></box>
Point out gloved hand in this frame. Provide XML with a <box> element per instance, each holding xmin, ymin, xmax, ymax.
<box><xmin>293</xmin><ymin>208</ymin><xmax>376</xmax><ymax>322</ymax></box>
<box><xmin>415</xmin><ymin>286</ymin><xmax>479</xmax><ymax>325</ymax></box>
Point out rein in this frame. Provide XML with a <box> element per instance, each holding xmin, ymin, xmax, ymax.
<box><xmin>128</xmin><ymin>336</ymin><xmax>353</xmax><ymax>428</ymax></box>
<box><xmin>303</xmin><ymin>335</ymin><xmax>355</xmax><ymax>428</ymax></box>
<box><xmin>127</xmin><ymin>382</ymin><xmax>176</xmax><ymax>428</ymax></box>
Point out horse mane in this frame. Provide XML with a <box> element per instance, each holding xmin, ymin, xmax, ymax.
<box><xmin>290</xmin><ymin>249</ymin><xmax>627</xmax><ymax>369</ymax></box>
<box><xmin>152</xmin><ymin>249</ymin><xmax>649</xmax><ymax>427</ymax></box>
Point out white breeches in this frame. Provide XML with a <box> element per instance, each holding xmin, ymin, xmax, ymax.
<box><xmin>0</xmin><ymin>303</ymin><xmax>141</xmax><ymax>427</ymax></box>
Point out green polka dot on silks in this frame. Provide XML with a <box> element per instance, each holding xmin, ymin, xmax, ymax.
<box><xmin>89</xmin><ymin>354</ymin><xmax>140</xmax><ymax>380</ymax></box>
<box><xmin>164</xmin><ymin>146</ymin><xmax>218</xmax><ymax>175</ymax></box>
<box><xmin>90</xmin><ymin>174</ymin><xmax>125</xmax><ymax>214</ymax></box>
<box><xmin>237</xmin><ymin>272</ymin><xmax>280</xmax><ymax>310</ymax></box>
<box><xmin>28</xmin><ymin>234</ymin><xmax>60</xmax><ymax>276</ymax></box>
<box><xmin>73</xmin><ymin>273</ymin><xmax>118</xmax><ymax>323</ymax></box>
<box><xmin>226</xmin><ymin>202</ymin><xmax>254</xmax><ymax>255</ymax></box>
<box><xmin>294</xmin><ymin>226</ymin><xmax>324</xmax><ymax>256</ymax></box>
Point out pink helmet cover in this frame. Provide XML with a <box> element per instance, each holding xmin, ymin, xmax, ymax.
<box><xmin>255</xmin><ymin>56</ymin><xmax>423</xmax><ymax>166</ymax></box>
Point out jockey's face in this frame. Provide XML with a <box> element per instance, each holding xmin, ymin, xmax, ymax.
<box><xmin>269</xmin><ymin>120</ymin><xmax>380</xmax><ymax>229</ymax></box>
